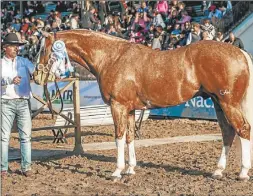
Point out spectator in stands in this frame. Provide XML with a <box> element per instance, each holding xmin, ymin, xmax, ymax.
<box><xmin>20</xmin><ymin>17</ymin><xmax>30</xmax><ymax>35</ymax></box>
<box><xmin>214</xmin><ymin>31</ymin><xmax>224</xmax><ymax>42</ymax></box>
<box><xmin>166</xmin><ymin>9</ymin><xmax>178</xmax><ymax>30</ymax></box>
<box><xmin>186</xmin><ymin>22</ymin><xmax>201</xmax><ymax>45</ymax></box>
<box><xmin>200</xmin><ymin>19</ymin><xmax>215</xmax><ymax>40</ymax></box>
<box><xmin>130</xmin><ymin>24</ymin><xmax>145</xmax><ymax>43</ymax></box>
<box><xmin>34</xmin><ymin>1</ymin><xmax>45</xmax><ymax>14</ymax></box>
<box><xmin>11</xmin><ymin>18</ymin><xmax>21</xmax><ymax>32</ymax></box>
<box><xmin>224</xmin><ymin>32</ymin><xmax>244</xmax><ymax>50</ymax></box>
<box><xmin>55</xmin><ymin>1</ymin><xmax>67</xmax><ymax>13</ymax></box>
<box><xmin>140</xmin><ymin>1</ymin><xmax>149</xmax><ymax>13</ymax></box>
<box><xmin>107</xmin><ymin>24</ymin><xmax>117</xmax><ymax>36</ymax></box>
<box><xmin>218</xmin><ymin>1</ymin><xmax>233</xmax><ymax>16</ymax></box>
<box><xmin>152</xmin><ymin>26</ymin><xmax>163</xmax><ymax>50</ymax></box>
<box><xmin>70</xmin><ymin>14</ymin><xmax>79</xmax><ymax>29</ymax></box>
<box><xmin>169</xmin><ymin>0</ymin><xmax>178</xmax><ymax>15</ymax></box>
<box><xmin>47</xmin><ymin>10</ymin><xmax>54</xmax><ymax>25</ymax></box>
<box><xmin>215</xmin><ymin>5</ymin><xmax>224</xmax><ymax>19</ymax></box>
<box><xmin>24</xmin><ymin>6</ymin><xmax>35</xmax><ymax>17</ymax></box>
<box><xmin>14</xmin><ymin>10</ymin><xmax>22</xmax><ymax>20</ymax></box>
<box><xmin>152</xmin><ymin>9</ymin><xmax>166</xmax><ymax>29</ymax></box>
<box><xmin>30</xmin><ymin>16</ymin><xmax>36</xmax><ymax>24</ymax></box>
<box><xmin>133</xmin><ymin>8</ymin><xmax>148</xmax><ymax>30</ymax></box>
<box><xmin>80</xmin><ymin>6</ymin><xmax>99</xmax><ymax>30</ymax></box>
<box><xmin>72</xmin><ymin>3</ymin><xmax>81</xmax><ymax>18</ymax></box>
<box><xmin>184</xmin><ymin>21</ymin><xmax>192</xmax><ymax>33</ymax></box>
<box><xmin>156</xmin><ymin>0</ymin><xmax>168</xmax><ymax>20</ymax></box>
<box><xmin>53</xmin><ymin>11</ymin><xmax>62</xmax><ymax>29</ymax></box>
<box><xmin>104</xmin><ymin>14</ymin><xmax>114</xmax><ymax>31</ymax></box>
<box><xmin>143</xmin><ymin>24</ymin><xmax>155</xmax><ymax>47</ymax></box>
<box><xmin>171</xmin><ymin>23</ymin><xmax>181</xmax><ymax>36</ymax></box>
<box><xmin>176</xmin><ymin>30</ymin><xmax>188</xmax><ymax>48</ymax></box>
<box><xmin>51</xmin><ymin>20</ymin><xmax>60</xmax><ymax>33</ymax></box>
<box><xmin>1</xmin><ymin>33</ymin><xmax>34</xmax><ymax>177</ymax></box>
<box><xmin>27</xmin><ymin>34</ymin><xmax>39</xmax><ymax>61</ymax></box>
<box><xmin>176</xmin><ymin>10</ymin><xmax>191</xmax><ymax>30</ymax></box>
<box><xmin>177</xmin><ymin>2</ymin><xmax>186</xmax><ymax>17</ymax></box>
<box><xmin>98</xmin><ymin>1</ymin><xmax>107</xmax><ymax>26</ymax></box>
<box><xmin>202</xmin><ymin>31</ymin><xmax>211</xmax><ymax>40</ymax></box>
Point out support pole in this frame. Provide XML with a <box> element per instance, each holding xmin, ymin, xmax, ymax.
<box><xmin>20</xmin><ymin>1</ymin><xmax>23</xmax><ymax>18</ymax></box>
<box><xmin>73</xmin><ymin>79</ymin><xmax>84</xmax><ymax>153</ymax></box>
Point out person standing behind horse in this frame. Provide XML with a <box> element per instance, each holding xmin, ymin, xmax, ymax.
<box><xmin>1</xmin><ymin>33</ymin><xmax>34</xmax><ymax>177</ymax></box>
<box><xmin>200</xmin><ymin>19</ymin><xmax>216</xmax><ymax>40</ymax></box>
<box><xmin>224</xmin><ymin>32</ymin><xmax>244</xmax><ymax>50</ymax></box>
<box><xmin>80</xmin><ymin>6</ymin><xmax>99</xmax><ymax>30</ymax></box>
<box><xmin>98</xmin><ymin>1</ymin><xmax>107</xmax><ymax>26</ymax></box>
<box><xmin>70</xmin><ymin>14</ymin><xmax>79</xmax><ymax>29</ymax></box>
<box><xmin>186</xmin><ymin>23</ymin><xmax>201</xmax><ymax>45</ymax></box>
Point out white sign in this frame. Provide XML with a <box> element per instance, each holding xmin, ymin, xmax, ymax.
<box><xmin>30</xmin><ymin>80</ymin><xmax>104</xmax><ymax>111</ymax></box>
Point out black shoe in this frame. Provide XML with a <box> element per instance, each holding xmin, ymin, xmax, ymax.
<box><xmin>22</xmin><ymin>170</ymin><xmax>33</xmax><ymax>177</ymax></box>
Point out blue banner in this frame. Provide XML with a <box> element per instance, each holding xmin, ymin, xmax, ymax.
<box><xmin>150</xmin><ymin>96</ymin><xmax>217</xmax><ymax>120</ymax></box>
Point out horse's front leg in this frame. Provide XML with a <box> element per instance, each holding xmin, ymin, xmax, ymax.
<box><xmin>110</xmin><ymin>101</ymin><xmax>128</xmax><ymax>180</ymax></box>
<box><xmin>125</xmin><ymin>111</ymin><xmax>136</xmax><ymax>175</ymax></box>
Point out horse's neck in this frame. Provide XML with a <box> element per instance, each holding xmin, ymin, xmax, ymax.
<box><xmin>60</xmin><ymin>33</ymin><xmax>123</xmax><ymax>75</ymax></box>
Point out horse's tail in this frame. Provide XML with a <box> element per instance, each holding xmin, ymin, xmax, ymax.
<box><xmin>235</xmin><ymin>50</ymin><xmax>253</xmax><ymax>165</ymax></box>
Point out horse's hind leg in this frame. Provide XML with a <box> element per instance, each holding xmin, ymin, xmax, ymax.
<box><xmin>125</xmin><ymin>110</ymin><xmax>137</xmax><ymax>175</ymax></box>
<box><xmin>219</xmin><ymin>100</ymin><xmax>251</xmax><ymax>180</ymax></box>
<box><xmin>212</xmin><ymin>98</ymin><xmax>236</xmax><ymax>179</ymax></box>
<box><xmin>110</xmin><ymin>101</ymin><xmax>128</xmax><ymax>179</ymax></box>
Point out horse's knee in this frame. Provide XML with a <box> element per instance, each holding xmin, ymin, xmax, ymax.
<box><xmin>126</xmin><ymin>129</ymin><xmax>135</xmax><ymax>144</ymax></box>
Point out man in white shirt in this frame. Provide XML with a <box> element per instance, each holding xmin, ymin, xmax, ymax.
<box><xmin>1</xmin><ymin>33</ymin><xmax>35</xmax><ymax>177</ymax></box>
<box><xmin>70</xmin><ymin>14</ymin><xmax>79</xmax><ymax>29</ymax></box>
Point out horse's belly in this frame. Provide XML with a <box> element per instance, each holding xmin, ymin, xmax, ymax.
<box><xmin>141</xmin><ymin>82</ymin><xmax>199</xmax><ymax>108</ymax></box>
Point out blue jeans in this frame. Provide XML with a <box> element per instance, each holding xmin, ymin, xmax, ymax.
<box><xmin>1</xmin><ymin>99</ymin><xmax>32</xmax><ymax>172</ymax></box>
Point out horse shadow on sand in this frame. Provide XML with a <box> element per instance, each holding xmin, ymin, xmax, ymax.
<box><xmin>9</xmin><ymin>147</ymin><xmax>212</xmax><ymax>178</ymax></box>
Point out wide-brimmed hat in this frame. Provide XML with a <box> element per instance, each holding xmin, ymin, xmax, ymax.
<box><xmin>2</xmin><ymin>33</ymin><xmax>25</xmax><ymax>46</ymax></box>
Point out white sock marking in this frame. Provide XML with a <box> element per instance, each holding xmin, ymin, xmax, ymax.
<box><xmin>112</xmin><ymin>132</ymin><xmax>126</xmax><ymax>178</ymax></box>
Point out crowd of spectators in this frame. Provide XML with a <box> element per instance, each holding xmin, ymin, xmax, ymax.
<box><xmin>1</xmin><ymin>1</ymin><xmax>234</xmax><ymax>60</ymax></box>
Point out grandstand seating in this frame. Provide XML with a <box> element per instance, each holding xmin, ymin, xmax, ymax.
<box><xmin>44</xmin><ymin>3</ymin><xmax>56</xmax><ymax>13</ymax></box>
<box><xmin>186</xmin><ymin>4</ymin><xmax>206</xmax><ymax>23</ymax></box>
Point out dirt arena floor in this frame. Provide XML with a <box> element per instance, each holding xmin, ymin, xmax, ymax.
<box><xmin>2</xmin><ymin>114</ymin><xmax>253</xmax><ymax>196</ymax></box>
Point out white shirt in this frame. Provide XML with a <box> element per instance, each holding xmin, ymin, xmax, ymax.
<box><xmin>1</xmin><ymin>56</ymin><xmax>34</xmax><ymax>99</ymax></box>
<box><xmin>70</xmin><ymin>18</ymin><xmax>78</xmax><ymax>29</ymax></box>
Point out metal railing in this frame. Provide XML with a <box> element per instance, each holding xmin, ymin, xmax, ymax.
<box><xmin>215</xmin><ymin>1</ymin><xmax>252</xmax><ymax>34</ymax></box>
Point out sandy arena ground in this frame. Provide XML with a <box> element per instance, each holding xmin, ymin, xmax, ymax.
<box><xmin>2</xmin><ymin>114</ymin><xmax>253</xmax><ymax>196</ymax></box>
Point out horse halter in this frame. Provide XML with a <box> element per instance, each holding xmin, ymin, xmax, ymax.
<box><xmin>33</xmin><ymin>33</ymin><xmax>64</xmax><ymax>117</ymax></box>
<box><xmin>33</xmin><ymin>35</ymin><xmax>57</xmax><ymax>85</ymax></box>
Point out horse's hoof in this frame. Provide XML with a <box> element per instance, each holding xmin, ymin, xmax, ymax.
<box><xmin>212</xmin><ymin>174</ymin><xmax>223</xmax><ymax>180</ymax></box>
<box><xmin>110</xmin><ymin>176</ymin><xmax>121</xmax><ymax>182</ymax></box>
<box><xmin>238</xmin><ymin>176</ymin><xmax>250</xmax><ymax>182</ymax></box>
<box><xmin>125</xmin><ymin>168</ymin><xmax>136</xmax><ymax>175</ymax></box>
<box><xmin>126</xmin><ymin>172</ymin><xmax>135</xmax><ymax>176</ymax></box>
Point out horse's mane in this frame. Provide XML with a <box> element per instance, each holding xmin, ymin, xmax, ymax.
<box><xmin>57</xmin><ymin>29</ymin><xmax>129</xmax><ymax>43</ymax></box>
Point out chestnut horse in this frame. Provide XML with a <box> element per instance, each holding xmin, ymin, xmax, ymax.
<box><xmin>37</xmin><ymin>30</ymin><xmax>253</xmax><ymax>181</ymax></box>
